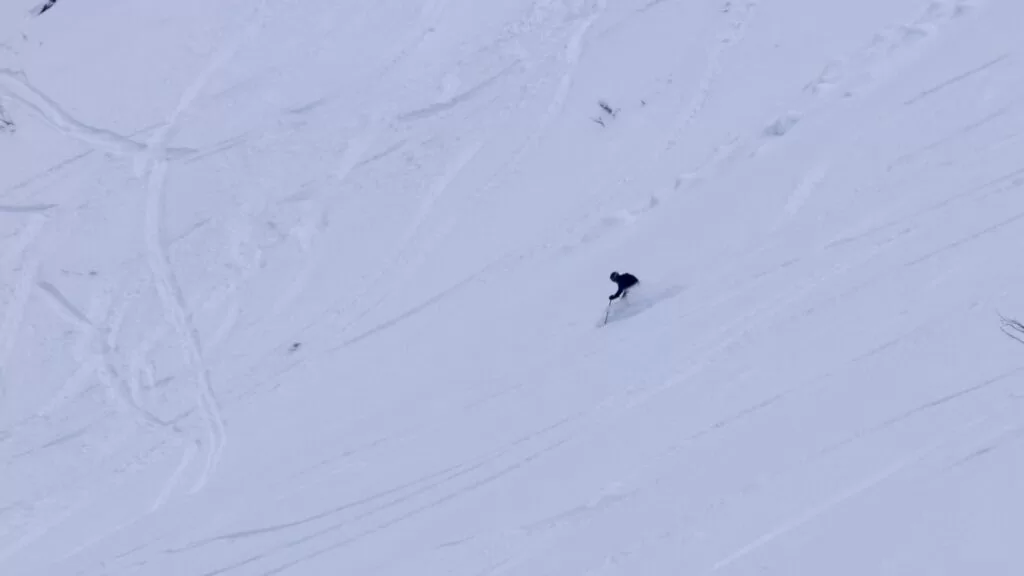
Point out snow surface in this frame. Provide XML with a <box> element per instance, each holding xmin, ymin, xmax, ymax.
<box><xmin>2</xmin><ymin>0</ymin><xmax>1024</xmax><ymax>574</ymax></box>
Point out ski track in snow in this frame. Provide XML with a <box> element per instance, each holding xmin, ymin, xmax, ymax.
<box><xmin>542</xmin><ymin>0</ymin><xmax>606</xmax><ymax>133</ymax></box>
<box><xmin>679</xmin><ymin>0</ymin><xmax>983</xmax><ymax>196</ymax></box>
<box><xmin>0</xmin><ymin>423</ymin><xmax>179</xmax><ymax>564</ymax></box>
<box><xmin>663</xmin><ymin>2</ymin><xmax>767</xmax><ymax>193</ymax></box>
<box><xmin>31</xmin><ymin>360</ymin><xmax>97</xmax><ymax>421</ymax></box>
<box><xmin>377</xmin><ymin>0</ymin><xmax>453</xmax><ymax>79</ymax></box>
<box><xmin>379</xmin><ymin>0</ymin><xmax>614</xmax><ymax>274</ymax></box>
<box><xmin>206</xmin><ymin>299</ymin><xmax>241</xmax><ymax>352</ymax></box>
<box><xmin>0</xmin><ymin>70</ymin><xmax>146</xmax><ymax>157</ymax></box>
<box><xmin>710</xmin><ymin>414</ymin><xmax>991</xmax><ymax>572</ymax></box>
<box><xmin>8</xmin><ymin>437</ymin><xmax>192</xmax><ymax>568</ymax></box>
<box><xmin>398</xmin><ymin>61</ymin><xmax>521</xmax><ymax>122</ymax></box>
<box><xmin>268</xmin><ymin>121</ymin><xmax>379</xmax><ymax>317</ymax></box>
<box><xmin>0</xmin><ymin>215</ymin><xmax>45</xmax><ymax>408</ymax></box>
<box><xmin>781</xmin><ymin>164</ymin><xmax>829</xmax><ymax>219</ymax></box>
<box><xmin>0</xmin><ymin>203</ymin><xmax>56</xmax><ymax>213</ymax></box>
<box><xmin>887</xmin><ymin>102</ymin><xmax>1020</xmax><ymax>171</ymax></box>
<box><xmin>672</xmin><ymin>0</ymin><xmax>993</xmax><ymax>227</ymax></box>
<box><xmin>904</xmin><ymin>207</ymin><xmax>1024</xmax><ymax>267</ymax></box>
<box><xmin>475</xmin><ymin>0</ymin><xmax>607</xmax><ymax>199</ymax></box>
<box><xmin>517</xmin><ymin>483</ymin><xmax>636</xmax><ymax>536</ymax></box>
<box><xmin>606</xmin><ymin>225</ymin><xmax>905</xmax><ymax>420</ymax></box>
<box><xmin>805</xmin><ymin>367</ymin><xmax>1024</xmax><ymax>469</ymax></box>
<box><xmin>1</xmin><ymin>151</ymin><xmax>90</xmax><ymax>197</ymax></box>
<box><xmin>338</xmin><ymin>140</ymin><xmax>483</xmax><ymax>331</ymax></box>
<box><xmin>0</xmin><ymin>496</ymin><xmax>93</xmax><ymax>565</ymax></box>
<box><xmin>825</xmin><ymin>163</ymin><xmax>1024</xmax><ymax>251</ymax></box>
<box><xmin>137</xmin><ymin>0</ymin><xmax>268</xmax><ymax>495</ymax></box>
<box><xmin>693</xmin><ymin>0</ymin><xmax>987</xmax><ymax>202</ymax></box>
<box><xmin>0</xmin><ymin>119</ymin><xmax>185</xmax><ymax>204</ymax></box>
<box><xmin>903</xmin><ymin>52</ymin><xmax>1009</xmax><ymax>106</ymax></box>
<box><xmin>35</xmin><ymin>281</ymin><xmax>171</xmax><ymax>431</ymax></box>
<box><xmin>198</xmin><ymin>0</ymin><xmax>450</xmax><ymax>153</ymax></box>
<box><xmin>805</xmin><ymin>0</ymin><xmax>980</xmax><ymax>102</ymax></box>
<box><xmin>670</xmin><ymin>0</ymin><xmax>761</xmax><ymax>148</ymax></box>
<box><xmin>4</xmin><ymin>269</ymin><xmax>213</xmax><ymax>552</ymax></box>
<box><xmin>688</xmin><ymin>365</ymin><xmax>1024</xmax><ymax>573</ymax></box>
<box><xmin>0</xmin><ymin>70</ymin><xmax>193</xmax><ymax>159</ymax></box>
<box><xmin>150</xmin><ymin>440</ymin><xmax>199</xmax><ymax>512</ymax></box>
<box><xmin>144</xmin><ymin>95</ymin><xmax>225</xmax><ymax>497</ymax></box>
<box><xmin>189</xmin><ymin>420</ymin><xmax>576</xmax><ymax>576</ymax></box>
<box><xmin>945</xmin><ymin>418</ymin><xmax>1024</xmax><ymax>470</ymax></box>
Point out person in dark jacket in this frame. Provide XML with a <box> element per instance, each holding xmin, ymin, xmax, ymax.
<box><xmin>608</xmin><ymin>271</ymin><xmax>639</xmax><ymax>301</ymax></box>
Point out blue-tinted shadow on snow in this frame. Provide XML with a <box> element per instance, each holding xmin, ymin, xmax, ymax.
<box><xmin>601</xmin><ymin>284</ymin><xmax>686</xmax><ymax>327</ymax></box>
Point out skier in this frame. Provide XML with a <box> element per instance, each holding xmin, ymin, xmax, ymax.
<box><xmin>608</xmin><ymin>271</ymin><xmax>639</xmax><ymax>301</ymax></box>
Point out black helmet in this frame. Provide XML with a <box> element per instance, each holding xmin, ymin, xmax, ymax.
<box><xmin>610</xmin><ymin>271</ymin><xmax>620</xmax><ymax>281</ymax></box>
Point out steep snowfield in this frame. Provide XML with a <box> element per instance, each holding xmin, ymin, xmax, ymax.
<box><xmin>3</xmin><ymin>0</ymin><xmax>1024</xmax><ymax>574</ymax></box>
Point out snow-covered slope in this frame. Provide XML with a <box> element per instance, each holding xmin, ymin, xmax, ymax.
<box><xmin>3</xmin><ymin>0</ymin><xmax>1024</xmax><ymax>574</ymax></box>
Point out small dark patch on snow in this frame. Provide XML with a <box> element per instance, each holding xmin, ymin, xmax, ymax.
<box><xmin>288</xmin><ymin>342</ymin><xmax>302</xmax><ymax>353</ymax></box>
<box><xmin>33</xmin><ymin>0</ymin><xmax>58</xmax><ymax>16</ymax></box>
<box><xmin>1000</xmin><ymin>315</ymin><xmax>1024</xmax><ymax>346</ymax></box>
<box><xmin>763</xmin><ymin>111</ymin><xmax>801</xmax><ymax>137</ymax></box>
<box><xmin>0</xmin><ymin>105</ymin><xmax>13</xmax><ymax>134</ymax></box>
<box><xmin>593</xmin><ymin>100</ymin><xmax>620</xmax><ymax>127</ymax></box>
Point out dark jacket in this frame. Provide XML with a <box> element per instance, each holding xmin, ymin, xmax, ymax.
<box><xmin>609</xmin><ymin>273</ymin><xmax>639</xmax><ymax>300</ymax></box>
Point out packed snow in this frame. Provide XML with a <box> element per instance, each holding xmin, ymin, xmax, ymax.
<box><xmin>3</xmin><ymin>0</ymin><xmax>1024</xmax><ymax>574</ymax></box>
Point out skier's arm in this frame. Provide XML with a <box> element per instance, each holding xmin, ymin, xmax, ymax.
<box><xmin>609</xmin><ymin>286</ymin><xmax>623</xmax><ymax>300</ymax></box>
